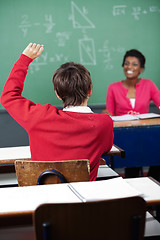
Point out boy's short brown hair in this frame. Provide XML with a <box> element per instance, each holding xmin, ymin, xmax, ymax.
<box><xmin>52</xmin><ymin>62</ymin><xmax>92</xmax><ymax>108</ymax></box>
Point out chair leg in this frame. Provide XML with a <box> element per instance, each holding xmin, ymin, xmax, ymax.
<box><xmin>42</xmin><ymin>222</ymin><xmax>52</xmax><ymax>240</ymax></box>
<box><xmin>132</xmin><ymin>215</ymin><xmax>142</xmax><ymax>240</ymax></box>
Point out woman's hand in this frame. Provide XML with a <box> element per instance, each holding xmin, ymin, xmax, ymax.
<box><xmin>22</xmin><ymin>43</ymin><xmax>44</xmax><ymax>60</ymax></box>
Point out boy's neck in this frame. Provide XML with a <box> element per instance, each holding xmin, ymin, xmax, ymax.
<box><xmin>64</xmin><ymin>98</ymin><xmax>89</xmax><ymax>108</ymax></box>
<box><xmin>80</xmin><ymin>98</ymin><xmax>88</xmax><ymax>106</ymax></box>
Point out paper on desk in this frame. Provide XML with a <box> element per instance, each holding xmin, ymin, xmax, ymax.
<box><xmin>0</xmin><ymin>146</ymin><xmax>31</xmax><ymax>160</ymax></box>
<box><xmin>70</xmin><ymin>177</ymin><xmax>141</xmax><ymax>202</ymax></box>
<box><xmin>111</xmin><ymin>113</ymin><xmax>160</xmax><ymax>122</ymax></box>
<box><xmin>111</xmin><ymin>115</ymin><xmax>139</xmax><ymax>121</ymax></box>
<box><xmin>138</xmin><ymin>113</ymin><xmax>160</xmax><ymax>119</ymax></box>
<box><xmin>0</xmin><ymin>183</ymin><xmax>81</xmax><ymax>213</ymax></box>
<box><xmin>125</xmin><ymin>177</ymin><xmax>160</xmax><ymax>202</ymax></box>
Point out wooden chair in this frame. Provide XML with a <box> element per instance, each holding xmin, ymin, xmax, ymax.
<box><xmin>14</xmin><ymin>159</ymin><xmax>90</xmax><ymax>186</ymax></box>
<box><xmin>33</xmin><ymin>196</ymin><xmax>146</xmax><ymax>240</ymax></box>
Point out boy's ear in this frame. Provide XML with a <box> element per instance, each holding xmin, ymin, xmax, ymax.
<box><xmin>88</xmin><ymin>85</ymin><xmax>92</xmax><ymax>96</ymax></box>
<box><xmin>55</xmin><ymin>90</ymin><xmax>62</xmax><ymax>100</ymax></box>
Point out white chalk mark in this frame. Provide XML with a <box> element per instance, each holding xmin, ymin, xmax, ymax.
<box><xmin>79</xmin><ymin>38</ymin><xmax>96</xmax><ymax>65</ymax></box>
<box><xmin>71</xmin><ymin>1</ymin><xmax>95</xmax><ymax>29</ymax></box>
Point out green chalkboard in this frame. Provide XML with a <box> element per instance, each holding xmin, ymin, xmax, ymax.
<box><xmin>0</xmin><ymin>0</ymin><xmax>160</xmax><ymax>109</ymax></box>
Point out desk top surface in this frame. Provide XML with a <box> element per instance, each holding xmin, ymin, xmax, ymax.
<box><xmin>114</xmin><ymin>117</ymin><xmax>160</xmax><ymax>128</ymax></box>
<box><xmin>0</xmin><ymin>177</ymin><xmax>159</xmax><ymax>228</ymax></box>
<box><xmin>124</xmin><ymin>177</ymin><xmax>160</xmax><ymax>206</ymax></box>
<box><xmin>0</xmin><ymin>145</ymin><xmax>124</xmax><ymax>163</ymax></box>
<box><xmin>0</xmin><ymin>177</ymin><xmax>159</xmax><ymax>216</ymax></box>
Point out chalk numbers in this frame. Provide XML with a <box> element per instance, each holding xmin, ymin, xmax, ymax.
<box><xmin>19</xmin><ymin>14</ymin><xmax>55</xmax><ymax>37</ymax></box>
<box><xmin>113</xmin><ymin>5</ymin><xmax>160</xmax><ymax>20</ymax></box>
<box><xmin>18</xmin><ymin>2</ymin><xmax>159</xmax><ymax>73</ymax></box>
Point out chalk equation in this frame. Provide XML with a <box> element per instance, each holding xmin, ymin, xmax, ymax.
<box><xmin>55</xmin><ymin>32</ymin><xmax>71</xmax><ymax>47</ymax></box>
<box><xmin>19</xmin><ymin>14</ymin><xmax>56</xmax><ymax>37</ymax></box>
<box><xmin>29</xmin><ymin>52</ymin><xmax>69</xmax><ymax>74</ymax></box>
<box><xmin>113</xmin><ymin>5</ymin><xmax>126</xmax><ymax>16</ymax></box>
<box><xmin>98</xmin><ymin>40</ymin><xmax>125</xmax><ymax>70</ymax></box>
<box><xmin>18</xmin><ymin>2</ymin><xmax>156</xmax><ymax>73</ymax></box>
<box><xmin>113</xmin><ymin>5</ymin><xmax>160</xmax><ymax>20</ymax></box>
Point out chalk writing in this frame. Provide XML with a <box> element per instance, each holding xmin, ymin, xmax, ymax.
<box><xmin>29</xmin><ymin>53</ymin><xmax>47</xmax><ymax>73</ymax></box>
<box><xmin>131</xmin><ymin>5</ymin><xmax>160</xmax><ymax>20</ymax></box>
<box><xmin>79</xmin><ymin>37</ymin><xmax>96</xmax><ymax>65</ymax></box>
<box><xmin>70</xmin><ymin>1</ymin><xmax>95</xmax><ymax>29</ymax></box>
<box><xmin>56</xmin><ymin>32</ymin><xmax>70</xmax><ymax>47</ymax></box>
<box><xmin>113</xmin><ymin>6</ymin><xmax>126</xmax><ymax>16</ymax></box>
<box><xmin>149</xmin><ymin>6</ymin><xmax>160</xmax><ymax>13</ymax></box>
<box><xmin>113</xmin><ymin>5</ymin><xmax>160</xmax><ymax>20</ymax></box>
<box><xmin>132</xmin><ymin>7</ymin><xmax>142</xmax><ymax>20</ymax></box>
<box><xmin>19</xmin><ymin>14</ymin><xmax>56</xmax><ymax>37</ymax></box>
<box><xmin>49</xmin><ymin>55</ymin><xmax>68</xmax><ymax>63</ymax></box>
<box><xmin>69</xmin><ymin>2</ymin><xmax>96</xmax><ymax>65</ymax></box>
<box><xmin>98</xmin><ymin>40</ymin><xmax>125</xmax><ymax>70</ymax></box>
<box><xmin>43</xmin><ymin>14</ymin><xmax>56</xmax><ymax>33</ymax></box>
<box><xmin>29</xmin><ymin>52</ymin><xmax>69</xmax><ymax>74</ymax></box>
<box><xmin>19</xmin><ymin>15</ymin><xmax>31</xmax><ymax>37</ymax></box>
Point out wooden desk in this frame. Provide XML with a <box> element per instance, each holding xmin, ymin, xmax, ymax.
<box><xmin>96</xmin><ymin>165</ymin><xmax>119</xmax><ymax>180</ymax></box>
<box><xmin>102</xmin><ymin>144</ymin><xmax>125</xmax><ymax>169</ymax></box>
<box><xmin>0</xmin><ymin>165</ymin><xmax>120</xmax><ymax>188</ymax></box>
<box><xmin>0</xmin><ymin>145</ymin><xmax>125</xmax><ymax>172</ymax></box>
<box><xmin>111</xmin><ymin>118</ymin><xmax>160</xmax><ymax>168</ymax></box>
<box><xmin>0</xmin><ymin>146</ymin><xmax>31</xmax><ymax>164</ymax></box>
<box><xmin>114</xmin><ymin>117</ymin><xmax>160</xmax><ymax>128</ymax></box>
<box><xmin>103</xmin><ymin>144</ymin><xmax>125</xmax><ymax>158</ymax></box>
<box><xmin>0</xmin><ymin>177</ymin><xmax>159</xmax><ymax>228</ymax></box>
<box><xmin>0</xmin><ymin>146</ymin><xmax>30</xmax><ymax>173</ymax></box>
<box><xmin>0</xmin><ymin>145</ymin><xmax>124</xmax><ymax>187</ymax></box>
<box><xmin>125</xmin><ymin>177</ymin><xmax>160</xmax><ymax>206</ymax></box>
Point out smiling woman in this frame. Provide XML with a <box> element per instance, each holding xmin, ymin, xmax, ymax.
<box><xmin>105</xmin><ymin>49</ymin><xmax>160</xmax><ymax>116</ymax></box>
<box><xmin>104</xmin><ymin>49</ymin><xmax>160</xmax><ymax>180</ymax></box>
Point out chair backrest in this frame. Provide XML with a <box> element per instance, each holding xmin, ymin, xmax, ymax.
<box><xmin>33</xmin><ymin>196</ymin><xmax>146</xmax><ymax>240</ymax></box>
<box><xmin>15</xmin><ymin>159</ymin><xmax>90</xmax><ymax>186</ymax></box>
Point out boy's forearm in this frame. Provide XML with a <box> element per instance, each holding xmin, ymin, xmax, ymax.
<box><xmin>0</xmin><ymin>54</ymin><xmax>32</xmax><ymax>109</ymax></box>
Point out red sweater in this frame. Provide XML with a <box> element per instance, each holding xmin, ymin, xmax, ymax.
<box><xmin>1</xmin><ymin>54</ymin><xmax>114</xmax><ymax>181</ymax></box>
<box><xmin>106</xmin><ymin>80</ymin><xmax>160</xmax><ymax>116</ymax></box>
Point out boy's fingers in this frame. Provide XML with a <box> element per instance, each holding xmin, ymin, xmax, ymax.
<box><xmin>23</xmin><ymin>43</ymin><xmax>44</xmax><ymax>59</ymax></box>
<box><xmin>32</xmin><ymin>43</ymin><xmax>37</xmax><ymax>49</ymax></box>
<box><xmin>35</xmin><ymin>44</ymin><xmax>42</xmax><ymax>52</ymax></box>
<box><xmin>23</xmin><ymin>43</ymin><xmax>32</xmax><ymax>53</ymax></box>
<box><xmin>28</xmin><ymin>43</ymin><xmax>33</xmax><ymax>48</ymax></box>
<box><xmin>32</xmin><ymin>43</ymin><xmax>43</xmax><ymax>53</ymax></box>
<box><xmin>25</xmin><ymin>43</ymin><xmax>33</xmax><ymax>49</ymax></box>
<box><xmin>37</xmin><ymin>45</ymin><xmax>44</xmax><ymax>56</ymax></box>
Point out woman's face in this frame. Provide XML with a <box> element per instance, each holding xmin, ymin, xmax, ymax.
<box><xmin>123</xmin><ymin>56</ymin><xmax>143</xmax><ymax>79</ymax></box>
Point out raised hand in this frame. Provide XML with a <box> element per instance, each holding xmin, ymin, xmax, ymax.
<box><xmin>22</xmin><ymin>43</ymin><xmax>44</xmax><ymax>60</ymax></box>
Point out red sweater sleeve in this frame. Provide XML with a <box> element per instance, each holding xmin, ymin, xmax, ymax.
<box><xmin>0</xmin><ymin>54</ymin><xmax>41</xmax><ymax>130</ymax></box>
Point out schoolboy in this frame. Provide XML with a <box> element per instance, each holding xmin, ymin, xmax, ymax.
<box><xmin>1</xmin><ymin>43</ymin><xmax>114</xmax><ymax>180</ymax></box>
